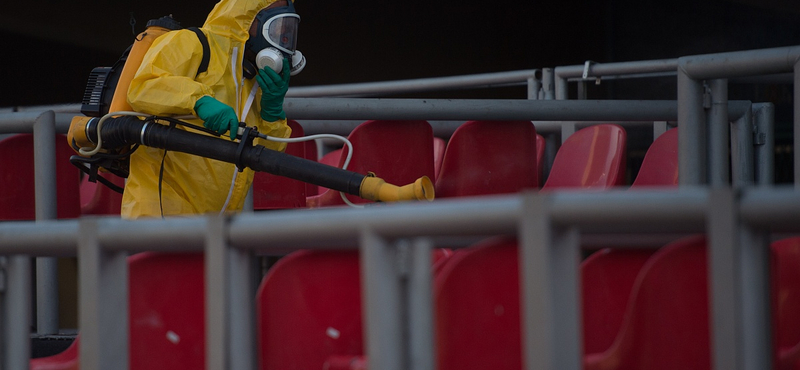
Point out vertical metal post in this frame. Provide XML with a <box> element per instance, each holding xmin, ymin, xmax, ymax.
<box><xmin>541</xmin><ymin>69</ymin><xmax>555</xmax><ymax>101</ymax></box>
<box><xmin>33</xmin><ymin>110</ymin><xmax>59</xmax><ymax>335</ymax></box>
<box><xmin>407</xmin><ymin>238</ymin><xmax>434</xmax><ymax>370</ymax></box>
<box><xmin>206</xmin><ymin>215</ymin><xmax>255</xmax><ymax>370</ymax></box>
<box><xmin>361</xmin><ymin>229</ymin><xmax>404</xmax><ymax>370</ymax></box>
<box><xmin>653</xmin><ymin>121</ymin><xmax>668</xmax><ymax>140</ymax></box>
<box><xmin>78</xmin><ymin>218</ymin><xmax>129</xmax><ymax>370</ymax></box>
<box><xmin>752</xmin><ymin>103</ymin><xmax>775</xmax><ymax>186</ymax></box>
<box><xmin>520</xmin><ymin>193</ymin><xmax>581</xmax><ymax>370</ymax></box>
<box><xmin>707</xmin><ymin>79</ymin><xmax>729</xmax><ymax>187</ymax></box>
<box><xmin>526</xmin><ymin>75</ymin><xmax>541</xmax><ymax>100</ymax></box>
<box><xmin>731</xmin><ymin>108</ymin><xmax>755</xmax><ymax>188</ymax></box>
<box><xmin>707</xmin><ymin>188</ymin><xmax>772</xmax><ymax>370</ymax></box>
<box><xmin>243</xmin><ymin>185</ymin><xmax>254</xmax><ymax>213</ymax></box>
<box><xmin>794</xmin><ymin>60</ymin><xmax>800</xmax><ymax>187</ymax></box>
<box><xmin>677</xmin><ymin>66</ymin><xmax>707</xmax><ymax>185</ymax></box>
<box><xmin>3</xmin><ymin>255</ymin><xmax>32</xmax><ymax>370</ymax></box>
<box><xmin>555</xmin><ymin>75</ymin><xmax>568</xmax><ymax>100</ymax></box>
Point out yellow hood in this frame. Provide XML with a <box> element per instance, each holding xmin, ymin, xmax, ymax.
<box><xmin>203</xmin><ymin>0</ymin><xmax>287</xmax><ymax>44</ymax></box>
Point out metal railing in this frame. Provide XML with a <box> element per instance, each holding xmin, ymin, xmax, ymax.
<box><xmin>2</xmin><ymin>188</ymin><xmax>800</xmax><ymax>370</ymax></box>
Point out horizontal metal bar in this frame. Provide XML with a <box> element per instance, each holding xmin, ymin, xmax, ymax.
<box><xmin>95</xmin><ymin>217</ymin><xmax>208</xmax><ymax>252</ymax></box>
<box><xmin>0</xmin><ymin>111</ymin><xmax>75</xmax><ymax>134</ymax></box>
<box><xmin>286</xmin><ymin>70</ymin><xmax>539</xmax><ymax>97</ymax></box>
<box><xmin>284</xmin><ymin>98</ymin><xmax>752</xmax><ymax>121</ymax></box>
<box><xmin>548</xmin><ymin>188</ymin><xmax>709</xmax><ymax>232</ymax></box>
<box><xmin>555</xmin><ymin>59</ymin><xmax>679</xmax><ymax>79</ymax></box>
<box><xmin>1</xmin><ymin>189</ymin><xmax>800</xmax><ymax>256</ymax></box>
<box><xmin>0</xmin><ymin>220</ymin><xmax>79</xmax><ymax>255</ymax></box>
<box><xmin>679</xmin><ymin>45</ymin><xmax>800</xmax><ymax>79</ymax></box>
<box><xmin>229</xmin><ymin>195</ymin><xmax>523</xmax><ymax>249</ymax></box>
<box><xmin>739</xmin><ymin>187</ymin><xmax>800</xmax><ymax>231</ymax></box>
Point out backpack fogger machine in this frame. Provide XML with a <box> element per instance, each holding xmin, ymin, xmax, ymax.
<box><xmin>67</xmin><ymin>114</ymin><xmax>434</xmax><ymax>203</ymax></box>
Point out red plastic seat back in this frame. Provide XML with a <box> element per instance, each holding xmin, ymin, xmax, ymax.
<box><xmin>257</xmin><ymin>249</ymin><xmax>452</xmax><ymax>370</ymax></box>
<box><xmin>30</xmin><ymin>252</ymin><xmax>205</xmax><ymax>370</ymax></box>
<box><xmin>29</xmin><ymin>337</ymin><xmax>80</xmax><ymax>370</ymax></box>
<box><xmin>433</xmin><ymin>136</ymin><xmax>446</xmax><ymax>182</ymax></box>
<box><xmin>536</xmin><ymin>134</ymin><xmax>545</xmax><ymax>186</ymax></box>
<box><xmin>129</xmin><ymin>252</ymin><xmax>205</xmax><ymax>370</ymax></box>
<box><xmin>258</xmin><ymin>250</ymin><xmax>364</xmax><ymax>370</ymax></box>
<box><xmin>580</xmin><ymin>248</ymin><xmax>655</xmax><ymax>355</ymax></box>
<box><xmin>435</xmin><ymin>121</ymin><xmax>538</xmax><ymax>198</ymax></box>
<box><xmin>80</xmin><ymin>172</ymin><xmax>125</xmax><ymax>215</ymax></box>
<box><xmin>307</xmin><ymin>120</ymin><xmax>434</xmax><ymax>207</ymax></box>
<box><xmin>0</xmin><ymin>134</ymin><xmax>80</xmax><ymax>220</ymax></box>
<box><xmin>631</xmin><ymin>128</ymin><xmax>679</xmax><ymax>187</ymax></box>
<box><xmin>253</xmin><ymin>120</ymin><xmax>308</xmax><ymax>209</ymax></box>
<box><xmin>771</xmin><ymin>237</ymin><xmax>800</xmax><ymax>369</ymax></box>
<box><xmin>542</xmin><ymin>124</ymin><xmax>627</xmax><ymax>189</ymax></box>
<box><xmin>585</xmin><ymin>235</ymin><xmax>710</xmax><ymax>370</ymax></box>
<box><xmin>434</xmin><ymin>237</ymin><xmax>521</xmax><ymax>370</ymax></box>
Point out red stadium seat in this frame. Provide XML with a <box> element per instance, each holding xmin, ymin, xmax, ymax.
<box><xmin>433</xmin><ymin>136</ymin><xmax>446</xmax><ymax>182</ymax></box>
<box><xmin>306</xmin><ymin>120</ymin><xmax>435</xmax><ymax>207</ymax></box>
<box><xmin>257</xmin><ymin>249</ymin><xmax>452</xmax><ymax>370</ymax></box>
<box><xmin>30</xmin><ymin>253</ymin><xmax>205</xmax><ymax>370</ymax></box>
<box><xmin>631</xmin><ymin>128</ymin><xmax>679</xmax><ymax>187</ymax></box>
<box><xmin>434</xmin><ymin>236</ymin><xmax>522</xmax><ymax>370</ymax></box>
<box><xmin>542</xmin><ymin>124</ymin><xmax>627</xmax><ymax>189</ymax></box>
<box><xmin>434</xmin><ymin>120</ymin><xmax>538</xmax><ymax>198</ymax></box>
<box><xmin>581</xmin><ymin>248</ymin><xmax>655</xmax><ymax>355</ymax></box>
<box><xmin>536</xmin><ymin>134</ymin><xmax>545</xmax><ymax>186</ymax></box>
<box><xmin>771</xmin><ymin>237</ymin><xmax>800</xmax><ymax>370</ymax></box>
<box><xmin>584</xmin><ymin>235</ymin><xmax>710</xmax><ymax>370</ymax></box>
<box><xmin>0</xmin><ymin>133</ymin><xmax>80</xmax><ymax>220</ymax></box>
<box><xmin>252</xmin><ymin>120</ymin><xmax>308</xmax><ymax>209</ymax></box>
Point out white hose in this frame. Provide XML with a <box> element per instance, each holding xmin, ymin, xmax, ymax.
<box><xmin>261</xmin><ymin>133</ymin><xmax>363</xmax><ymax>208</ymax></box>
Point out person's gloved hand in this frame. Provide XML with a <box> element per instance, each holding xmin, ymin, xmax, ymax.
<box><xmin>194</xmin><ymin>96</ymin><xmax>240</xmax><ymax>140</ymax></box>
<box><xmin>256</xmin><ymin>58</ymin><xmax>291</xmax><ymax>121</ymax></box>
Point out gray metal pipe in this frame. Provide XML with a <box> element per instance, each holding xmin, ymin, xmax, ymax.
<box><xmin>555</xmin><ymin>58</ymin><xmax>679</xmax><ymax>79</ymax></box>
<box><xmin>752</xmin><ymin>103</ymin><xmax>775</xmax><ymax>186</ymax></box>
<box><xmin>284</xmin><ymin>98</ymin><xmax>751</xmax><ymax>122</ymax></box>
<box><xmin>286</xmin><ymin>70</ymin><xmax>539</xmax><ymax>98</ymax></box>
<box><xmin>739</xmin><ymin>186</ymin><xmax>800</xmax><ymax>230</ymax></box>
<box><xmin>33</xmin><ymin>110</ymin><xmax>59</xmax><ymax>335</ymax></box>
<box><xmin>542</xmin><ymin>69</ymin><xmax>555</xmax><ymax>100</ymax></box>
<box><xmin>678</xmin><ymin>46</ymin><xmax>800</xmax><ymax>80</ymax></box>
<box><xmin>677</xmin><ymin>71</ymin><xmax>709</xmax><ymax>185</ymax></box>
<box><xmin>795</xmin><ymin>60</ymin><xmax>800</xmax><ymax>187</ymax></box>
<box><xmin>707</xmin><ymin>79</ymin><xmax>729</xmax><ymax>187</ymax></box>
<box><xmin>731</xmin><ymin>108</ymin><xmax>755</xmax><ymax>188</ymax></box>
<box><xmin>3</xmin><ymin>255</ymin><xmax>32</xmax><ymax>370</ymax></box>
<box><xmin>2</xmin><ymin>189</ymin><xmax>800</xmax><ymax>255</ymax></box>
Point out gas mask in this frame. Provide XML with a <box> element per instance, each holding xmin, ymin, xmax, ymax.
<box><xmin>243</xmin><ymin>0</ymin><xmax>306</xmax><ymax>79</ymax></box>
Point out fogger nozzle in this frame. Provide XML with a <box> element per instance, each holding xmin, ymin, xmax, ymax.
<box><xmin>360</xmin><ymin>175</ymin><xmax>435</xmax><ymax>203</ymax></box>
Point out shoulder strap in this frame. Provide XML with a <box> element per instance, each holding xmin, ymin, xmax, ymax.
<box><xmin>187</xmin><ymin>27</ymin><xmax>210</xmax><ymax>76</ymax></box>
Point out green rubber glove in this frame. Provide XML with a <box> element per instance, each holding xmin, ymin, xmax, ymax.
<box><xmin>194</xmin><ymin>96</ymin><xmax>239</xmax><ymax>140</ymax></box>
<box><xmin>255</xmin><ymin>58</ymin><xmax>290</xmax><ymax>121</ymax></box>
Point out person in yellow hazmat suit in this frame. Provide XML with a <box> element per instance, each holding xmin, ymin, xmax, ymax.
<box><xmin>123</xmin><ymin>0</ymin><xmax>305</xmax><ymax>218</ymax></box>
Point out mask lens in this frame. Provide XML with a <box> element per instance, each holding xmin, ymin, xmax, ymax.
<box><xmin>263</xmin><ymin>15</ymin><xmax>299</xmax><ymax>55</ymax></box>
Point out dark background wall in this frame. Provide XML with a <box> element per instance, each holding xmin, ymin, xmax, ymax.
<box><xmin>1</xmin><ymin>0</ymin><xmax>798</xmax><ymax>107</ymax></box>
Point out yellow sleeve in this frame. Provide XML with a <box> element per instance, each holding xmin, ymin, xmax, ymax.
<box><xmin>127</xmin><ymin>30</ymin><xmax>215</xmax><ymax>116</ymax></box>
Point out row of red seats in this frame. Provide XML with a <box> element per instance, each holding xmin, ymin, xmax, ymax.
<box><xmin>20</xmin><ymin>122</ymin><xmax>675</xmax><ymax>369</ymax></box>
<box><xmin>0</xmin><ymin>119</ymin><xmax>633</xmax><ymax>217</ymax></box>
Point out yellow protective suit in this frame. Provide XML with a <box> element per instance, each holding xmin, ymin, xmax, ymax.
<box><xmin>124</xmin><ymin>0</ymin><xmax>292</xmax><ymax>219</ymax></box>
